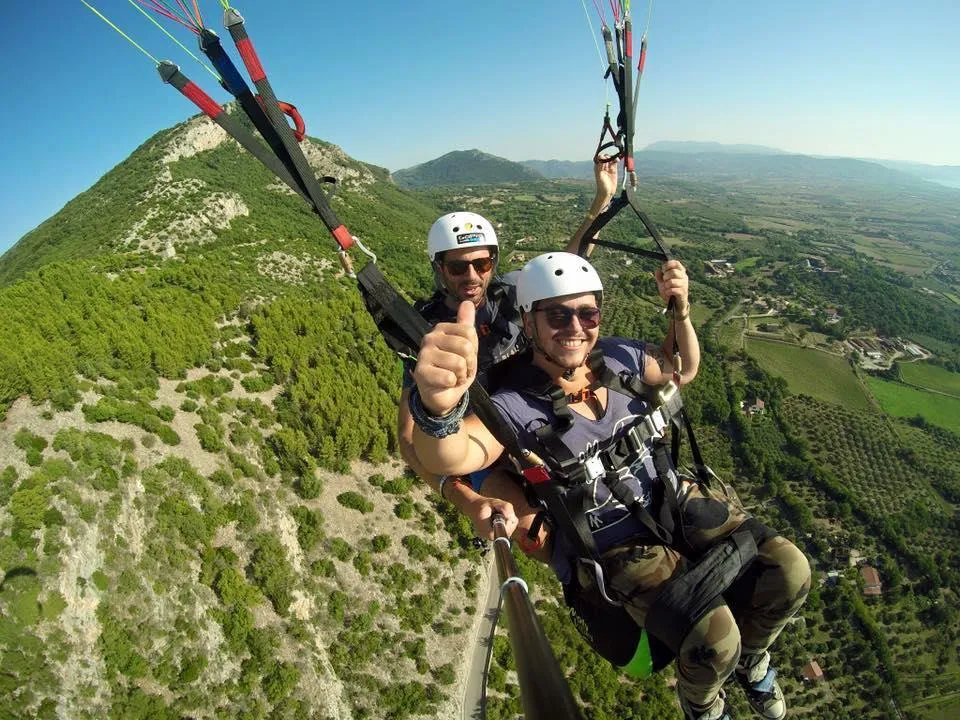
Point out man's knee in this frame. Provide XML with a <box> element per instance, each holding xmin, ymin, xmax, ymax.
<box><xmin>679</xmin><ymin>604</ymin><xmax>741</xmax><ymax>682</ymax></box>
<box><xmin>759</xmin><ymin>536</ymin><xmax>812</xmax><ymax>608</ymax></box>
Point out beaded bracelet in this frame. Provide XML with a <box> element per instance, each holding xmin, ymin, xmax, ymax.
<box><xmin>409</xmin><ymin>386</ymin><xmax>470</xmax><ymax>439</ymax></box>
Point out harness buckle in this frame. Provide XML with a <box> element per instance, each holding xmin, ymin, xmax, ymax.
<box><xmin>643</xmin><ymin>408</ymin><xmax>667</xmax><ymax>441</ymax></box>
<box><xmin>657</xmin><ymin>381</ymin><xmax>678</xmax><ymax>406</ymax></box>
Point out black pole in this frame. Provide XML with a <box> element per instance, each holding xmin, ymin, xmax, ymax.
<box><xmin>490</xmin><ymin>516</ymin><xmax>584</xmax><ymax>720</ymax></box>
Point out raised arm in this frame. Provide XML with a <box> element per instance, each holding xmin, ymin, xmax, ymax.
<box><xmin>643</xmin><ymin>260</ymin><xmax>700</xmax><ymax>386</ymax></box>
<box><xmin>410</xmin><ymin>301</ymin><xmax>505</xmax><ymax>477</ymax></box>
<box><xmin>565</xmin><ymin>156</ymin><xmax>619</xmax><ymax>257</ymax></box>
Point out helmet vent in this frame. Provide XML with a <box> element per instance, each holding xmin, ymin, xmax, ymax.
<box><xmin>554</xmin><ymin>269</ymin><xmax>564</xmax><ymax>276</ymax></box>
<box><xmin>452</xmin><ymin>226</ymin><xmax>460</xmax><ymax>232</ymax></box>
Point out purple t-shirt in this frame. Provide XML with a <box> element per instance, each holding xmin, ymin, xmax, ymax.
<box><xmin>490</xmin><ymin>337</ymin><xmax>676</xmax><ymax>583</ymax></box>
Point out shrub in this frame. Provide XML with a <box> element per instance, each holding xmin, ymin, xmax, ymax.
<box><xmin>371</xmin><ymin>534</ymin><xmax>391</xmax><ymax>553</ymax></box>
<box><xmin>180</xmin><ymin>398</ymin><xmax>198</xmax><ymax>413</ymax></box>
<box><xmin>394</xmin><ymin>497</ymin><xmax>414</xmax><ymax>520</ymax></box>
<box><xmin>295</xmin><ymin>472</ymin><xmax>322</xmax><ymax>500</ymax></box>
<box><xmin>328</xmin><ymin>538</ymin><xmax>353</xmax><ymax>562</ymax></box>
<box><xmin>241</xmin><ymin>374</ymin><xmax>274</xmax><ymax>393</ymax></box>
<box><xmin>195</xmin><ymin>424</ymin><xmax>224</xmax><ymax>452</ymax></box>
<box><xmin>337</xmin><ymin>491</ymin><xmax>374</xmax><ymax>514</ymax></box>
<box><xmin>249</xmin><ymin>533</ymin><xmax>295</xmax><ymax>616</ymax></box>
<box><xmin>432</xmin><ymin>662</ymin><xmax>456</xmax><ymax>685</ymax></box>
<box><xmin>291</xmin><ymin>506</ymin><xmax>324</xmax><ymax>553</ymax></box>
<box><xmin>156</xmin><ymin>425</ymin><xmax>180</xmax><ymax>446</ymax></box>
<box><xmin>353</xmin><ymin>551</ymin><xmax>372</xmax><ymax>577</ymax></box>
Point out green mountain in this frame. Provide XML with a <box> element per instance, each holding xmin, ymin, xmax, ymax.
<box><xmin>392</xmin><ymin>149</ymin><xmax>543</xmax><ymax>188</ymax></box>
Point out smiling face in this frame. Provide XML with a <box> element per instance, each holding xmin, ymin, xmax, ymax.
<box><xmin>437</xmin><ymin>247</ymin><xmax>496</xmax><ymax>306</ymax></box>
<box><xmin>523</xmin><ymin>292</ymin><xmax>601</xmax><ymax>372</ymax></box>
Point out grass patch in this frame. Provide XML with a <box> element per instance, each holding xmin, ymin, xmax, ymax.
<box><xmin>865</xmin><ymin>377</ymin><xmax>960</xmax><ymax>434</ymax></box>
<box><xmin>690</xmin><ymin>304</ymin><xmax>715</xmax><ymax>326</ymax></box>
<box><xmin>734</xmin><ymin>256</ymin><xmax>761</xmax><ymax>271</ymax></box>
<box><xmin>900</xmin><ymin>363</ymin><xmax>960</xmax><ymax>397</ymax></box>
<box><xmin>745</xmin><ymin>338</ymin><xmax>870</xmax><ymax>409</ymax></box>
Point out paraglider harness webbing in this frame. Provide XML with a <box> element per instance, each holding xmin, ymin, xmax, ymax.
<box><xmin>197</xmin><ymin>27</ymin><xmax>312</xmax><ymax>200</ymax></box>
<box><xmin>222</xmin><ymin>7</ymin><xmax>354</xmax><ymax>253</ymax></box>
<box><xmin>157</xmin><ymin>62</ymin><xmax>315</xmax><ymax>210</ymax></box>
<box><xmin>512</xmin><ymin>348</ymin><xmax>765</xmax><ymax>658</ymax></box>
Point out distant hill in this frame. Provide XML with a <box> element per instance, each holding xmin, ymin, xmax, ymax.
<box><xmin>869</xmin><ymin>159</ymin><xmax>960</xmax><ymax>189</ymax></box>
<box><xmin>392</xmin><ymin>149</ymin><xmax>543</xmax><ymax>189</ymax></box>
<box><xmin>521</xmin><ymin>150</ymin><xmax>939</xmax><ymax>190</ymax></box>
<box><xmin>643</xmin><ymin>140</ymin><xmax>786</xmax><ymax>155</ymax></box>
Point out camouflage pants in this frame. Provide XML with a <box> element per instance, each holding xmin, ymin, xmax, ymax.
<box><xmin>576</xmin><ymin>480</ymin><xmax>811</xmax><ymax>713</ymax></box>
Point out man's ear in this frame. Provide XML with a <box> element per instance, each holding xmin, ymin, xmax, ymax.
<box><xmin>521</xmin><ymin>310</ymin><xmax>534</xmax><ymax>339</ymax></box>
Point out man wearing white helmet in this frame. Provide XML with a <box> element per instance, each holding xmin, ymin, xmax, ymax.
<box><xmin>408</xmin><ymin>252</ymin><xmax>810</xmax><ymax>720</ymax></box>
<box><xmin>396</xmin><ymin>159</ymin><xmax>629</xmax><ymax>537</ymax></box>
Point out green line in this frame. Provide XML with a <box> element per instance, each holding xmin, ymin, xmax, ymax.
<box><xmin>80</xmin><ymin>0</ymin><xmax>159</xmax><ymax>64</ymax></box>
<box><xmin>128</xmin><ymin>0</ymin><xmax>221</xmax><ymax>82</ymax></box>
<box><xmin>218</xmin><ymin>0</ymin><xmax>230</xmax><ymax>8</ymax></box>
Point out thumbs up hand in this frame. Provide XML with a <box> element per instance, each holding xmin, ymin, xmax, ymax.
<box><xmin>413</xmin><ymin>301</ymin><xmax>479</xmax><ymax>417</ymax></box>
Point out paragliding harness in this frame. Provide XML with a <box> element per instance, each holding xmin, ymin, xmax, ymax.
<box><xmin>504</xmin><ymin>347</ymin><xmax>770</xmax><ymax>677</ymax></box>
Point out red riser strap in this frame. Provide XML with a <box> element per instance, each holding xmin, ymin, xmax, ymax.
<box><xmin>181</xmin><ymin>82</ymin><xmax>222</xmax><ymax>119</ymax></box>
<box><xmin>236</xmin><ymin>37</ymin><xmax>266</xmax><ymax>83</ymax></box>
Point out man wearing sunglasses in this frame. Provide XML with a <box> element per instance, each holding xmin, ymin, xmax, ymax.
<box><xmin>396</xmin><ymin>171</ymin><xmax>622</xmax><ymax>538</ymax></box>
<box><xmin>408</xmin><ymin>253</ymin><xmax>810</xmax><ymax>720</ymax></box>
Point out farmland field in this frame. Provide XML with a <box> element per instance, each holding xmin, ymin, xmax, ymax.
<box><xmin>866</xmin><ymin>376</ymin><xmax>960</xmax><ymax>434</ymax></box>
<box><xmin>900</xmin><ymin>362</ymin><xmax>960</xmax><ymax>397</ymax></box>
<box><xmin>745</xmin><ymin>337</ymin><xmax>871</xmax><ymax>409</ymax></box>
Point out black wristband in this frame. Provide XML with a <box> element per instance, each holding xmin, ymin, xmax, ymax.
<box><xmin>409</xmin><ymin>386</ymin><xmax>469</xmax><ymax>439</ymax></box>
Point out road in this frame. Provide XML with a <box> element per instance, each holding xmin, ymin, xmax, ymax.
<box><xmin>463</xmin><ymin>556</ymin><xmax>501</xmax><ymax>720</ymax></box>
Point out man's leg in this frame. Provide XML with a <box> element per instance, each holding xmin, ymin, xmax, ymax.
<box><xmin>677</xmin><ymin>479</ymin><xmax>810</xmax><ymax>718</ymax></box>
<box><xmin>729</xmin><ymin>535</ymin><xmax>811</xmax><ymax>720</ymax></box>
<box><xmin>583</xmin><ymin>545</ymin><xmax>739</xmax><ymax>720</ymax></box>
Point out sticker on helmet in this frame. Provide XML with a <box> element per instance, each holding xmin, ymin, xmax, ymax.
<box><xmin>456</xmin><ymin>232</ymin><xmax>485</xmax><ymax>245</ymax></box>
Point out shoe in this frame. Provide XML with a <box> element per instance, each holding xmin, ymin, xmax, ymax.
<box><xmin>679</xmin><ymin>688</ymin><xmax>733</xmax><ymax>720</ymax></box>
<box><xmin>735</xmin><ymin>651</ymin><xmax>786</xmax><ymax>720</ymax></box>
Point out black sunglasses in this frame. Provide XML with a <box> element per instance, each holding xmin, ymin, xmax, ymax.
<box><xmin>443</xmin><ymin>257</ymin><xmax>495</xmax><ymax>275</ymax></box>
<box><xmin>535</xmin><ymin>305</ymin><xmax>601</xmax><ymax>330</ymax></box>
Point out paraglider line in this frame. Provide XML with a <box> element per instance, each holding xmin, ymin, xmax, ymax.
<box><xmin>129</xmin><ymin>0</ymin><xmax>220</xmax><ymax>80</ymax></box>
<box><xmin>173</xmin><ymin>0</ymin><xmax>199</xmax><ymax>26</ymax></box>
<box><xmin>138</xmin><ymin>0</ymin><xmax>196</xmax><ymax>31</ymax></box>
<box><xmin>608</xmin><ymin>0</ymin><xmax>620</xmax><ymax>22</ymax></box>
<box><xmin>80</xmin><ymin>0</ymin><xmax>160</xmax><ymax>64</ymax></box>
<box><xmin>580</xmin><ymin>0</ymin><xmax>608</xmax><ymax>70</ymax></box>
<box><xmin>192</xmin><ymin>0</ymin><xmax>204</xmax><ymax>27</ymax></box>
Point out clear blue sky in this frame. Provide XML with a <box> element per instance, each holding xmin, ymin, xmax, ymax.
<box><xmin>1</xmin><ymin>0</ymin><xmax>958</xmax><ymax>254</ymax></box>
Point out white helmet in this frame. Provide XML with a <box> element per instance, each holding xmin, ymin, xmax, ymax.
<box><xmin>427</xmin><ymin>212</ymin><xmax>499</xmax><ymax>261</ymax></box>
<box><xmin>517</xmin><ymin>252</ymin><xmax>603</xmax><ymax>311</ymax></box>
